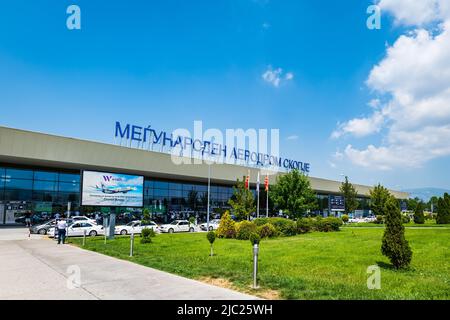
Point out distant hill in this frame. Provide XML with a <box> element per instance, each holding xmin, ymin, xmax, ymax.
<box><xmin>402</xmin><ymin>188</ymin><xmax>450</xmax><ymax>202</ymax></box>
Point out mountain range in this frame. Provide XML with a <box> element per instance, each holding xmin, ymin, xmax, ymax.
<box><xmin>401</xmin><ymin>188</ymin><xmax>450</xmax><ymax>202</ymax></box>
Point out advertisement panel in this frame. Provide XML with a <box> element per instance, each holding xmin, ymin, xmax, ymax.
<box><xmin>329</xmin><ymin>195</ymin><xmax>345</xmax><ymax>212</ymax></box>
<box><xmin>81</xmin><ymin>171</ymin><xmax>144</xmax><ymax>207</ymax></box>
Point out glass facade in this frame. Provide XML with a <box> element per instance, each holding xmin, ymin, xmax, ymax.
<box><xmin>0</xmin><ymin>166</ymin><xmax>81</xmax><ymax>224</ymax></box>
<box><xmin>0</xmin><ymin>164</ymin><xmax>371</xmax><ymax>225</ymax></box>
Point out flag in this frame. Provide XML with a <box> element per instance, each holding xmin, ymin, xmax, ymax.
<box><xmin>264</xmin><ymin>174</ymin><xmax>269</xmax><ymax>192</ymax></box>
<box><xmin>245</xmin><ymin>171</ymin><xmax>250</xmax><ymax>190</ymax></box>
<box><xmin>256</xmin><ymin>172</ymin><xmax>260</xmax><ymax>192</ymax></box>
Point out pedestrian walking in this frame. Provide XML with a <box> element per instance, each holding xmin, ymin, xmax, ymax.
<box><xmin>25</xmin><ymin>211</ymin><xmax>32</xmax><ymax>228</ymax></box>
<box><xmin>56</xmin><ymin>218</ymin><xmax>68</xmax><ymax>244</ymax></box>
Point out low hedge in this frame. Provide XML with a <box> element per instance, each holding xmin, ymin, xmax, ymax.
<box><xmin>313</xmin><ymin>217</ymin><xmax>343</xmax><ymax>232</ymax></box>
<box><xmin>236</xmin><ymin>220</ymin><xmax>257</xmax><ymax>240</ymax></box>
<box><xmin>296</xmin><ymin>218</ymin><xmax>313</xmax><ymax>234</ymax></box>
<box><xmin>257</xmin><ymin>223</ymin><xmax>278</xmax><ymax>238</ymax></box>
<box><xmin>223</xmin><ymin>216</ymin><xmax>343</xmax><ymax>241</ymax></box>
<box><xmin>268</xmin><ymin>217</ymin><xmax>297</xmax><ymax>236</ymax></box>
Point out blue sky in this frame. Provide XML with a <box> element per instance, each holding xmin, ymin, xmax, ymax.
<box><xmin>0</xmin><ymin>0</ymin><xmax>449</xmax><ymax>190</ymax></box>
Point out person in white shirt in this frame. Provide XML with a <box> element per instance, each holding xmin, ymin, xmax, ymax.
<box><xmin>56</xmin><ymin>219</ymin><xmax>68</xmax><ymax>244</ymax></box>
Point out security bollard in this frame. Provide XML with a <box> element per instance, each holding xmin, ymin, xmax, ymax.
<box><xmin>130</xmin><ymin>232</ymin><xmax>134</xmax><ymax>257</ymax></box>
<box><xmin>83</xmin><ymin>229</ymin><xmax>86</xmax><ymax>246</ymax></box>
<box><xmin>252</xmin><ymin>243</ymin><xmax>259</xmax><ymax>289</ymax></box>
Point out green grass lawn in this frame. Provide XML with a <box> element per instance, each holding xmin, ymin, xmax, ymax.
<box><xmin>69</xmin><ymin>228</ymin><xmax>450</xmax><ymax>300</ymax></box>
<box><xmin>344</xmin><ymin>220</ymin><xmax>450</xmax><ymax>228</ymax></box>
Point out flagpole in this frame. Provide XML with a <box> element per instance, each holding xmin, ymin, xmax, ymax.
<box><xmin>257</xmin><ymin>172</ymin><xmax>260</xmax><ymax>219</ymax></box>
<box><xmin>266</xmin><ymin>174</ymin><xmax>269</xmax><ymax>218</ymax></box>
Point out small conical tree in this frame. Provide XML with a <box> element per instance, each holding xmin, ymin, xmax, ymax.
<box><xmin>413</xmin><ymin>202</ymin><xmax>425</xmax><ymax>224</ymax></box>
<box><xmin>207</xmin><ymin>231</ymin><xmax>216</xmax><ymax>256</ymax></box>
<box><xmin>381</xmin><ymin>196</ymin><xmax>412</xmax><ymax>269</ymax></box>
<box><xmin>216</xmin><ymin>211</ymin><xmax>236</xmax><ymax>238</ymax></box>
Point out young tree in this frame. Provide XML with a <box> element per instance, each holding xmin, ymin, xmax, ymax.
<box><xmin>270</xmin><ymin>169</ymin><xmax>317</xmax><ymax>218</ymax></box>
<box><xmin>436</xmin><ymin>193</ymin><xmax>450</xmax><ymax>224</ymax></box>
<box><xmin>369</xmin><ymin>184</ymin><xmax>391</xmax><ymax>216</ymax></box>
<box><xmin>142</xmin><ymin>208</ymin><xmax>151</xmax><ymax>223</ymax></box>
<box><xmin>216</xmin><ymin>211</ymin><xmax>236</xmax><ymax>238</ymax></box>
<box><xmin>339</xmin><ymin>176</ymin><xmax>359</xmax><ymax>215</ymax></box>
<box><xmin>413</xmin><ymin>202</ymin><xmax>425</xmax><ymax>224</ymax></box>
<box><xmin>381</xmin><ymin>196</ymin><xmax>412</xmax><ymax>269</ymax></box>
<box><xmin>228</xmin><ymin>178</ymin><xmax>255</xmax><ymax>221</ymax></box>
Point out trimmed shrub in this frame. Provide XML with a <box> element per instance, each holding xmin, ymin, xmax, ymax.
<box><xmin>236</xmin><ymin>220</ymin><xmax>257</xmax><ymax>240</ymax></box>
<box><xmin>216</xmin><ymin>211</ymin><xmax>236</xmax><ymax>239</ymax></box>
<box><xmin>413</xmin><ymin>203</ymin><xmax>425</xmax><ymax>224</ymax></box>
<box><xmin>252</xmin><ymin>218</ymin><xmax>270</xmax><ymax>227</ymax></box>
<box><xmin>257</xmin><ymin>223</ymin><xmax>278</xmax><ymax>238</ymax></box>
<box><xmin>374</xmin><ymin>215</ymin><xmax>384</xmax><ymax>224</ymax></box>
<box><xmin>268</xmin><ymin>218</ymin><xmax>297</xmax><ymax>236</ymax></box>
<box><xmin>314</xmin><ymin>217</ymin><xmax>343</xmax><ymax>232</ymax></box>
<box><xmin>296</xmin><ymin>218</ymin><xmax>313</xmax><ymax>234</ymax></box>
<box><xmin>402</xmin><ymin>215</ymin><xmax>411</xmax><ymax>224</ymax></box>
<box><xmin>341</xmin><ymin>214</ymin><xmax>349</xmax><ymax>223</ymax></box>
<box><xmin>207</xmin><ymin>231</ymin><xmax>216</xmax><ymax>256</ymax></box>
<box><xmin>140</xmin><ymin>227</ymin><xmax>155</xmax><ymax>244</ymax></box>
<box><xmin>249</xmin><ymin>232</ymin><xmax>261</xmax><ymax>245</ymax></box>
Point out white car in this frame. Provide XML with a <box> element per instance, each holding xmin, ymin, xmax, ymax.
<box><xmin>48</xmin><ymin>222</ymin><xmax>104</xmax><ymax>237</ymax></box>
<box><xmin>70</xmin><ymin>216</ymin><xmax>98</xmax><ymax>225</ymax></box>
<box><xmin>199</xmin><ymin>219</ymin><xmax>221</xmax><ymax>231</ymax></box>
<box><xmin>159</xmin><ymin>220</ymin><xmax>195</xmax><ymax>233</ymax></box>
<box><xmin>115</xmin><ymin>220</ymin><xmax>159</xmax><ymax>235</ymax></box>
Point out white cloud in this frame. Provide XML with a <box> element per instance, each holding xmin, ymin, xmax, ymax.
<box><xmin>331</xmin><ymin>111</ymin><xmax>385</xmax><ymax>139</ymax></box>
<box><xmin>287</xmin><ymin>135</ymin><xmax>299</xmax><ymax>140</ymax></box>
<box><xmin>333</xmin><ymin>1</ymin><xmax>450</xmax><ymax>169</ymax></box>
<box><xmin>262</xmin><ymin>66</ymin><xmax>294</xmax><ymax>87</ymax></box>
<box><xmin>377</xmin><ymin>0</ymin><xmax>447</xmax><ymax>26</ymax></box>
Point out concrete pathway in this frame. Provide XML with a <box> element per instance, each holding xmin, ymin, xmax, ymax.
<box><xmin>0</xmin><ymin>228</ymin><xmax>257</xmax><ymax>300</ymax></box>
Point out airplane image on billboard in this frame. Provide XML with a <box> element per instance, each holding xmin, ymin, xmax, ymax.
<box><xmin>82</xmin><ymin>171</ymin><xmax>144</xmax><ymax>207</ymax></box>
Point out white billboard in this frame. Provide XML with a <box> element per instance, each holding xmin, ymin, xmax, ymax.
<box><xmin>81</xmin><ymin>171</ymin><xmax>144</xmax><ymax>207</ymax></box>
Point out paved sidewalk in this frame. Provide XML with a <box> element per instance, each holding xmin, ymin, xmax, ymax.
<box><xmin>0</xmin><ymin>228</ymin><xmax>257</xmax><ymax>300</ymax></box>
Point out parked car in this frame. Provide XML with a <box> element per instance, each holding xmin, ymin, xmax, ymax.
<box><xmin>48</xmin><ymin>221</ymin><xmax>104</xmax><ymax>237</ymax></box>
<box><xmin>115</xmin><ymin>220</ymin><xmax>159</xmax><ymax>235</ymax></box>
<box><xmin>199</xmin><ymin>219</ymin><xmax>221</xmax><ymax>231</ymax></box>
<box><xmin>70</xmin><ymin>216</ymin><xmax>98</xmax><ymax>225</ymax></box>
<box><xmin>159</xmin><ymin>220</ymin><xmax>195</xmax><ymax>233</ymax></box>
<box><xmin>30</xmin><ymin>219</ymin><xmax>58</xmax><ymax>235</ymax></box>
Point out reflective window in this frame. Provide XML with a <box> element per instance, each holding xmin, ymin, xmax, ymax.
<box><xmin>169</xmin><ymin>189</ymin><xmax>182</xmax><ymax>197</ymax></box>
<box><xmin>144</xmin><ymin>180</ymin><xmax>154</xmax><ymax>188</ymax></box>
<box><xmin>4</xmin><ymin>189</ymin><xmax>32</xmax><ymax>201</ymax></box>
<box><xmin>5</xmin><ymin>168</ymin><xmax>33</xmax><ymax>180</ymax></box>
<box><xmin>59</xmin><ymin>173</ymin><xmax>80</xmax><ymax>183</ymax></box>
<box><xmin>33</xmin><ymin>180</ymin><xmax>57</xmax><ymax>191</ymax></box>
<box><xmin>34</xmin><ymin>171</ymin><xmax>58</xmax><ymax>181</ymax></box>
<box><xmin>154</xmin><ymin>181</ymin><xmax>169</xmax><ymax>189</ymax></box>
<box><xmin>58</xmin><ymin>193</ymin><xmax>79</xmax><ymax>203</ymax></box>
<box><xmin>32</xmin><ymin>192</ymin><xmax>57</xmax><ymax>202</ymax></box>
<box><xmin>169</xmin><ymin>182</ymin><xmax>182</xmax><ymax>190</ymax></box>
<box><xmin>58</xmin><ymin>182</ymin><xmax>80</xmax><ymax>192</ymax></box>
<box><xmin>154</xmin><ymin>189</ymin><xmax>169</xmax><ymax>197</ymax></box>
<box><xmin>4</xmin><ymin>179</ymin><xmax>33</xmax><ymax>190</ymax></box>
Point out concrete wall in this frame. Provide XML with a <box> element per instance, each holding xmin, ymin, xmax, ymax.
<box><xmin>0</xmin><ymin>126</ymin><xmax>409</xmax><ymax>199</ymax></box>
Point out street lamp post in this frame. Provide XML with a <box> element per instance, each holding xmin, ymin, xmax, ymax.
<box><xmin>206</xmin><ymin>163</ymin><xmax>211</xmax><ymax>231</ymax></box>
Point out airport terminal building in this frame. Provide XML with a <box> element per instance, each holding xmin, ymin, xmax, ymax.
<box><xmin>0</xmin><ymin>126</ymin><xmax>408</xmax><ymax>225</ymax></box>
